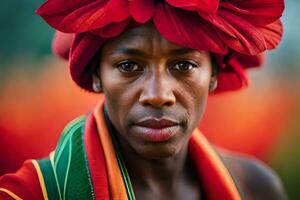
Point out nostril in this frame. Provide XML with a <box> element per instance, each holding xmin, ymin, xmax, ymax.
<box><xmin>142</xmin><ymin>102</ymin><xmax>152</xmax><ymax>107</ymax></box>
<box><xmin>164</xmin><ymin>101</ymin><xmax>173</xmax><ymax>106</ymax></box>
<box><xmin>142</xmin><ymin>101</ymin><xmax>173</xmax><ymax>107</ymax></box>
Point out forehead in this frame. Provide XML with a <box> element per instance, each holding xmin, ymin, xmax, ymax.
<box><xmin>101</xmin><ymin>23</ymin><xmax>196</xmax><ymax>56</ymax></box>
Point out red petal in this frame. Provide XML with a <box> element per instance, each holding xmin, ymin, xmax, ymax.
<box><xmin>215</xmin><ymin>57</ymin><xmax>249</xmax><ymax>92</ymax></box>
<box><xmin>199</xmin><ymin>0</ymin><xmax>284</xmax><ymax>55</ymax></box>
<box><xmin>202</xmin><ymin>8</ymin><xmax>269</xmax><ymax>55</ymax></box>
<box><xmin>52</xmin><ymin>31</ymin><xmax>73</xmax><ymax>60</ymax></box>
<box><xmin>221</xmin><ymin>0</ymin><xmax>284</xmax><ymax>26</ymax></box>
<box><xmin>129</xmin><ymin>0</ymin><xmax>155</xmax><ymax>23</ymax></box>
<box><xmin>215</xmin><ymin>70</ymin><xmax>248</xmax><ymax>92</ymax></box>
<box><xmin>213</xmin><ymin>51</ymin><xmax>265</xmax><ymax>92</ymax></box>
<box><xmin>234</xmin><ymin>53</ymin><xmax>265</xmax><ymax>68</ymax></box>
<box><xmin>37</xmin><ymin>0</ymin><xmax>130</xmax><ymax>33</ymax></box>
<box><xmin>92</xmin><ymin>18</ymin><xmax>132</xmax><ymax>38</ymax></box>
<box><xmin>166</xmin><ymin>0</ymin><xmax>219</xmax><ymax>13</ymax></box>
<box><xmin>36</xmin><ymin>0</ymin><xmax>99</xmax><ymax>16</ymax></box>
<box><xmin>258</xmin><ymin>20</ymin><xmax>283</xmax><ymax>50</ymax></box>
<box><xmin>153</xmin><ymin>3</ymin><xmax>227</xmax><ymax>54</ymax></box>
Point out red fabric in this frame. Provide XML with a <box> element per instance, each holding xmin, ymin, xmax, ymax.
<box><xmin>69</xmin><ymin>32</ymin><xmax>106</xmax><ymax>91</ymax></box>
<box><xmin>0</xmin><ymin>114</ymin><xmax>111</xmax><ymax>200</ymax></box>
<box><xmin>129</xmin><ymin>0</ymin><xmax>155</xmax><ymax>23</ymax></box>
<box><xmin>36</xmin><ymin>0</ymin><xmax>130</xmax><ymax>33</ymax></box>
<box><xmin>153</xmin><ymin>3</ymin><xmax>227</xmax><ymax>54</ymax></box>
<box><xmin>0</xmin><ymin>160</ymin><xmax>44</xmax><ymax>200</ymax></box>
<box><xmin>84</xmin><ymin>114</ymin><xmax>110</xmax><ymax>199</ymax></box>
<box><xmin>200</xmin><ymin>1</ymin><xmax>284</xmax><ymax>55</ymax></box>
<box><xmin>52</xmin><ymin>31</ymin><xmax>73</xmax><ymax>60</ymax></box>
<box><xmin>166</xmin><ymin>0</ymin><xmax>219</xmax><ymax>13</ymax></box>
<box><xmin>0</xmin><ymin>113</ymin><xmax>241</xmax><ymax>199</ymax></box>
<box><xmin>91</xmin><ymin>99</ymin><xmax>241</xmax><ymax>199</ymax></box>
<box><xmin>189</xmin><ymin>134</ymin><xmax>240</xmax><ymax>200</ymax></box>
<box><xmin>37</xmin><ymin>0</ymin><xmax>284</xmax><ymax>93</ymax></box>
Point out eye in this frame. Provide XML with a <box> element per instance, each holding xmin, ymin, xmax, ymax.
<box><xmin>170</xmin><ymin>60</ymin><xmax>198</xmax><ymax>73</ymax></box>
<box><xmin>117</xmin><ymin>61</ymin><xmax>143</xmax><ymax>73</ymax></box>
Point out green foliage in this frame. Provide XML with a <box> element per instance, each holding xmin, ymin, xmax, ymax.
<box><xmin>270</xmin><ymin>112</ymin><xmax>300</xmax><ymax>200</ymax></box>
<box><xmin>0</xmin><ymin>0</ymin><xmax>54</xmax><ymax>68</ymax></box>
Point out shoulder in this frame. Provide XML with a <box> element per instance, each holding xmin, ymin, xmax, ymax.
<box><xmin>219</xmin><ymin>150</ymin><xmax>287</xmax><ymax>200</ymax></box>
<box><xmin>0</xmin><ymin>160</ymin><xmax>45</xmax><ymax>200</ymax></box>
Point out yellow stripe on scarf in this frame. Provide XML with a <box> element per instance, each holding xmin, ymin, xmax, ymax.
<box><xmin>31</xmin><ymin>160</ymin><xmax>49</xmax><ymax>200</ymax></box>
<box><xmin>0</xmin><ymin>188</ymin><xmax>23</xmax><ymax>200</ymax></box>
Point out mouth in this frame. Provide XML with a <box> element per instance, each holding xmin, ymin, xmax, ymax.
<box><xmin>132</xmin><ymin>118</ymin><xmax>181</xmax><ymax>142</ymax></box>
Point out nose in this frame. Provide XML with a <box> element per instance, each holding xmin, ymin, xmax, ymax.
<box><xmin>139</xmin><ymin>72</ymin><xmax>176</xmax><ymax>108</ymax></box>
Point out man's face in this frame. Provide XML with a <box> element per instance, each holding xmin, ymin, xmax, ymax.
<box><xmin>98</xmin><ymin>24</ymin><xmax>214</xmax><ymax>159</ymax></box>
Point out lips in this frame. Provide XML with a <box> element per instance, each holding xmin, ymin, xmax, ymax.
<box><xmin>135</xmin><ymin>118</ymin><xmax>179</xmax><ymax>129</ymax></box>
<box><xmin>132</xmin><ymin>118</ymin><xmax>181</xmax><ymax>142</ymax></box>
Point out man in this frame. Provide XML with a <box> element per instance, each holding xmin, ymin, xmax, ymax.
<box><xmin>0</xmin><ymin>0</ymin><xmax>287</xmax><ymax>199</ymax></box>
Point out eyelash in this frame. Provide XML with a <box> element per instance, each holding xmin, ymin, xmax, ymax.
<box><xmin>117</xmin><ymin>60</ymin><xmax>143</xmax><ymax>73</ymax></box>
<box><xmin>170</xmin><ymin>60</ymin><xmax>198</xmax><ymax>72</ymax></box>
<box><xmin>116</xmin><ymin>60</ymin><xmax>199</xmax><ymax>74</ymax></box>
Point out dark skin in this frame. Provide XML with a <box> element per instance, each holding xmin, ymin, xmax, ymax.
<box><xmin>93</xmin><ymin>24</ymin><xmax>287</xmax><ymax>200</ymax></box>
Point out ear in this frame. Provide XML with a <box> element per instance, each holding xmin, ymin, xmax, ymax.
<box><xmin>209</xmin><ymin>54</ymin><xmax>218</xmax><ymax>93</ymax></box>
<box><xmin>92</xmin><ymin>70</ymin><xmax>103</xmax><ymax>93</ymax></box>
<box><xmin>209</xmin><ymin>75</ymin><xmax>218</xmax><ymax>92</ymax></box>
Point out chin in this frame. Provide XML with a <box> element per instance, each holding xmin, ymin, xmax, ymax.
<box><xmin>133</xmin><ymin>141</ymin><xmax>183</xmax><ymax>160</ymax></box>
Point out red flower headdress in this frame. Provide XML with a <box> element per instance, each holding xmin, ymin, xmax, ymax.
<box><xmin>37</xmin><ymin>0</ymin><xmax>284</xmax><ymax>93</ymax></box>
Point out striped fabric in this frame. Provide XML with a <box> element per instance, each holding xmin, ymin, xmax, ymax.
<box><xmin>0</xmin><ymin>98</ymin><xmax>242</xmax><ymax>200</ymax></box>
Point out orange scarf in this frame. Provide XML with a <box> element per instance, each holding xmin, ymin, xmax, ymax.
<box><xmin>93</xmin><ymin>98</ymin><xmax>241</xmax><ymax>200</ymax></box>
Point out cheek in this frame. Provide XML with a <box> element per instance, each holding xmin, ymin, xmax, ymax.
<box><xmin>177</xmin><ymin>69</ymin><xmax>211</xmax><ymax>129</ymax></box>
<box><xmin>100</xmin><ymin>65</ymin><xmax>137</xmax><ymax>130</ymax></box>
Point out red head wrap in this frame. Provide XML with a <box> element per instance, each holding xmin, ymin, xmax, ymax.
<box><xmin>37</xmin><ymin>0</ymin><xmax>284</xmax><ymax>93</ymax></box>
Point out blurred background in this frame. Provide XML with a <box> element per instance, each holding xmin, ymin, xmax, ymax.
<box><xmin>0</xmin><ymin>0</ymin><xmax>299</xmax><ymax>199</ymax></box>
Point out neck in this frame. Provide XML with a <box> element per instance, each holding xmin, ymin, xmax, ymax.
<box><xmin>103</xmin><ymin>108</ymin><xmax>201</xmax><ymax>199</ymax></box>
<box><xmin>121</xmin><ymin>137</ymin><xmax>190</xmax><ymax>188</ymax></box>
